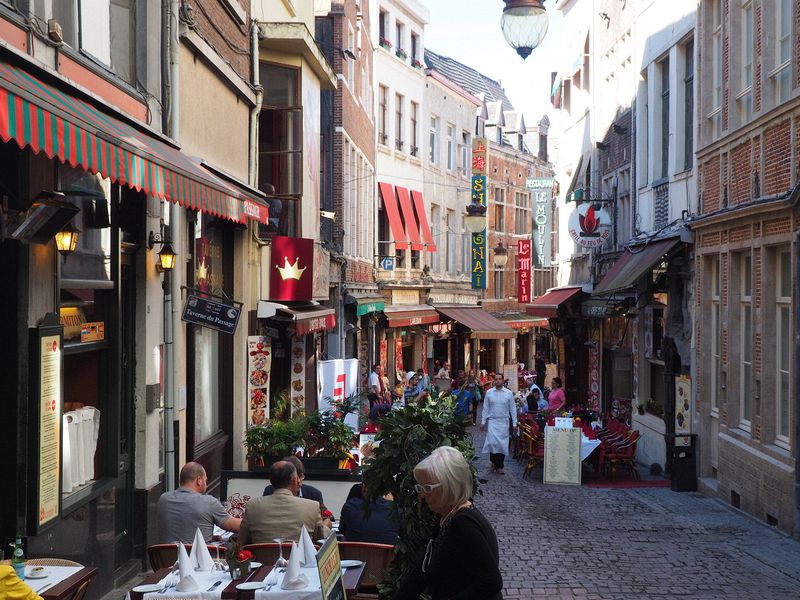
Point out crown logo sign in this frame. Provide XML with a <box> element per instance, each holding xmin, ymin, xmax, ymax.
<box><xmin>276</xmin><ymin>256</ymin><xmax>307</xmax><ymax>281</ymax></box>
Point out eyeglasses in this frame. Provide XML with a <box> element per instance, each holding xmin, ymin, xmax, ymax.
<box><xmin>414</xmin><ymin>482</ymin><xmax>443</xmax><ymax>494</ymax></box>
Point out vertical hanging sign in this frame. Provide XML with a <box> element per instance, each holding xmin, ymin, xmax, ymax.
<box><xmin>471</xmin><ymin>138</ymin><xmax>488</xmax><ymax>289</ymax></box>
<box><xmin>517</xmin><ymin>239</ymin><xmax>532</xmax><ymax>303</ymax></box>
<box><xmin>247</xmin><ymin>336</ymin><xmax>271</xmax><ymax>424</ymax></box>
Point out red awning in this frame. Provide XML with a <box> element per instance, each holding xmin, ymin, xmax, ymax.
<box><xmin>379</xmin><ymin>182</ymin><xmax>408</xmax><ymax>250</ymax></box>
<box><xmin>435</xmin><ymin>306</ymin><xmax>516</xmax><ymax>340</ymax></box>
<box><xmin>383</xmin><ymin>304</ymin><xmax>440</xmax><ymax>328</ymax></box>
<box><xmin>0</xmin><ymin>58</ymin><xmax>262</xmax><ymax>223</ymax></box>
<box><xmin>526</xmin><ymin>287</ymin><xmax>584</xmax><ymax>318</ymax></box>
<box><xmin>593</xmin><ymin>238</ymin><xmax>683</xmax><ymax>295</ymax></box>
<box><xmin>279</xmin><ymin>306</ymin><xmax>336</xmax><ymax>336</ymax></box>
<box><xmin>411</xmin><ymin>190</ymin><xmax>437</xmax><ymax>252</ymax></box>
<box><xmin>396</xmin><ymin>186</ymin><xmax>423</xmax><ymax>250</ymax></box>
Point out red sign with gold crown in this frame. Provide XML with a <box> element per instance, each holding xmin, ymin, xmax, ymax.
<box><xmin>269</xmin><ymin>235</ymin><xmax>314</xmax><ymax>301</ymax></box>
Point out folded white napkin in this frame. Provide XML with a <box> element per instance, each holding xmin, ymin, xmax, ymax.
<box><xmin>157</xmin><ymin>571</ymin><xmax>177</xmax><ymax>588</ymax></box>
<box><xmin>175</xmin><ymin>573</ymin><xmax>199</xmax><ymax>592</ymax></box>
<box><xmin>177</xmin><ymin>542</ymin><xmax>193</xmax><ymax>580</ymax></box>
<box><xmin>190</xmin><ymin>528</ymin><xmax>215</xmax><ymax>572</ymax></box>
<box><xmin>298</xmin><ymin>526</ymin><xmax>317</xmax><ymax>567</ymax></box>
<box><xmin>280</xmin><ymin>541</ymin><xmax>307</xmax><ymax>590</ymax></box>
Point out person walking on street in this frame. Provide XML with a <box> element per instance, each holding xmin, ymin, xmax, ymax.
<box><xmin>466</xmin><ymin>370</ymin><xmax>481</xmax><ymax>425</ymax></box>
<box><xmin>480</xmin><ymin>373</ymin><xmax>517</xmax><ymax>474</ymax></box>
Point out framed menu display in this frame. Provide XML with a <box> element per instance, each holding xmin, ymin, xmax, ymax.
<box><xmin>543</xmin><ymin>426</ymin><xmax>582</xmax><ymax>486</ymax></box>
<box><xmin>316</xmin><ymin>535</ymin><xmax>346</xmax><ymax>600</ymax></box>
<box><xmin>28</xmin><ymin>313</ymin><xmax>63</xmax><ymax>532</ymax></box>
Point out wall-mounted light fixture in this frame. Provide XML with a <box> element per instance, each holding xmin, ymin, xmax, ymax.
<box><xmin>464</xmin><ymin>198</ymin><xmax>487</xmax><ymax>233</ymax></box>
<box><xmin>149</xmin><ymin>230</ymin><xmax>177</xmax><ymax>272</ymax></box>
<box><xmin>54</xmin><ymin>220</ymin><xmax>80</xmax><ymax>256</ymax></box>
<box><xmin>493</xmin><ymin>242</ymin><xmax>509</xmax><ymax>268</ymax></box>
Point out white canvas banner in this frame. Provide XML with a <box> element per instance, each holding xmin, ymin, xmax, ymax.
<box><xmin>317</xmin><ymin>359</ymin><xmax>360</xmax><ymax>430</ymax></box>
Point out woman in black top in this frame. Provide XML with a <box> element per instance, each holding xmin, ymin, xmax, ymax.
<box><xmin>395</xmin><ymin>446</ymin><xmax>503</xmax><ymax>600</ymax></box>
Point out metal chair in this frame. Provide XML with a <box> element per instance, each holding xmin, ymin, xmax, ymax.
<box><xmin>337</xmin><ymin>541</ymin><xmax>395</xmax><ymax>599</ymax></box>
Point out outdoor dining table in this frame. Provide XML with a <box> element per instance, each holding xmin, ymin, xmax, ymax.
<box><xmin>127</xmin><ymin>562</ymin><xmax>366</xmax><ymax>600</ymax></box>
<box><xmin>25</xmin><ymin>565</ymin><xmax>99</xmax><ymax>600</ymax></box>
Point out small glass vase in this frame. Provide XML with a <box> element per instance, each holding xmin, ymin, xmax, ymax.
<box><xmin>228</xmin><ymin>559</ymin><xmax>251</xmax><ymax>579</ymax></box>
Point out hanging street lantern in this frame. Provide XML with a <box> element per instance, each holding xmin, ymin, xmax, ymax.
<box><xmin>464</xmin><ymin>199</ymin><xmax>488</xmax><ymax>233</ymax></box>
<box><xmin>501</xmin><ymin>0</ymin><xmax>549</xmax><ymax>59</ymax></box>
<box><xmin>493</xmin><ymin>241</ymin><xmax>509</xmax><ymax>268</ymax></box>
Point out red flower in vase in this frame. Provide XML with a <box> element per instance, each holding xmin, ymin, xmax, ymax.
<box><xmin>236</xmin><ymin>550</ymin><xmax>254</xmax><ymax>562</ymax></box>
<box><xmin>321</xmin><ymin>509</ymin><xmax>334</xmax><ymax>519</ymax></box>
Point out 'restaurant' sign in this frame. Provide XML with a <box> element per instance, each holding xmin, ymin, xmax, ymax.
<box><xmin>270</xmin><ymin>235</ymin><xmax>314</xmax><ymax>301</ymax></box>
<box><xmin>182</xmin><ymin>294</ymin><xmax>241</xmax><ymax>335</ymax></box>
<box><xmin>568</xmin><ymin>203</ymin><xmax>611</xmax><ymax>248</ymax></box>
<box><xmin>471</xmin><ymin>138</ymin><xmax>488</xmax><ymax>289</ymax></box>
<box><xmin>529</xmin><ymin>178</ymin><xmax>553</xmax><ymax>267</ymax></box>
<box><xmin>517</xmin><ymin>239</ymin><xmax>532</xmax><ymax>303</ymax></box>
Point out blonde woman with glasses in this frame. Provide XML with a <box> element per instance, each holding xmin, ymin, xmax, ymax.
<box><xmin>394</xmin><ymin>446</ymin><xmax>503</xmax><ymax>600</ymax></box>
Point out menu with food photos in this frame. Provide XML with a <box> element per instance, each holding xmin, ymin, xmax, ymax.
<box><xmin>247</xmin><ymin>336</ymin><xmax>271</xmax><ymax>425</ymax></box>
<box><xmin>290</xmin><ymin>336</ymin><xmax>306</xmax><ymax>416</ymax></box>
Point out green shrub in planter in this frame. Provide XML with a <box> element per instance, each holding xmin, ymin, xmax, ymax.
<box><xmin>243</xmin><ymin>417</ymin><xmax>304</xmax><ymax>467</ymax></box>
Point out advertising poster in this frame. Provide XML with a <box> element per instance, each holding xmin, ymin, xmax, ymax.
<box><xmin>39</xmin><ymin>334</ymin><xmax>61</xmax><ymax>527</ymax></box>
<box><xmin>318</xmin><ymin>359</ymin><xmax>360</xmax><ymax>430</ymax></box>
<box><xmin>290</xmin><ymin>336</ymin><xmax>306</xmax><ymax>416</ymax></box>
<box><xmin>247</xmin><ymin>336</ymin><xmax>271</xmax><ymax>424</ymax></box>
<box><xmin>675</xmin><ymin>375</ymin><xmax>692</xmax><ymax>434</ymax></box>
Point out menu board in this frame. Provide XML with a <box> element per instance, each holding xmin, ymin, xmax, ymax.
<box><xmin>543</xmin><ymin>426</ymin><xmax>582</xmax><ymax>486</ymax></box>
<box><xmin>502</xmin><ymin>364</ymin><xmax>518</xmax><ymax>392</ymax></box>
<box><xmin>675</xmin><ymin>375</ymin><xmax>692</xmax><ymax>434</ymax></box>
<box><xmin>39</xmin><ymin>333</ymin><xmax>62</xmax><ymax>527</ymax></box>
<box><xmin>316</xmin><ymin>535</ymin><xmax>346</xmax><ymax>600</ymax></box>
<box><xmin>247</xmin><ymin>336</ymin><xmax>271</xmax><ymax>424</ymax></box>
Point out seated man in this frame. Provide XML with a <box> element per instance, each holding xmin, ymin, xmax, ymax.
<box><xmin>157</xmin><ymin>462</ymin><xmax>241</xmax><ymax>544</ymax></box>
<box><xmin>263</xmin><ymin>456</ymin><xmax>324</xmax><ymax>504</ymax></box>
<box><xmin>339</xmin><ymin>483</ymin><xmax>400</xmax><ymax>545</ymax></box>
<box><xmin>239</xmin><ymin>461</ymin><xmax>331</xmax><ymax>544</ymax></box>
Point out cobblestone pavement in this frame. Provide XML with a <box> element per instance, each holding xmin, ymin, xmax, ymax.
<box><xmin>469</xmin><ymin>419</ymin><xmax>800</xmax><ymax>599</ymax></box>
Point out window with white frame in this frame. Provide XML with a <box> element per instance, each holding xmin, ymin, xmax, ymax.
<box><xmin>410</xmin><ymin>101</ymin><xmax>419</xmax><ymax>157</ymax></box>
<box><xmin>347</xmin><ymin>27</ymin><xmax>355</xmax><ymax>89</ymax></box>
<box><xmin>739</xmin><ymin>252</ymin><xmax>752</xmax><ymax>430</ymax></box>
<box><xmin>429</xmin><ymin>116</ymin><xmax>439</xmax><ymax>164</ymax></box>
<box><xmin>682</xmin><ymin>39</ymin><xmax>694</xmax><ymax>171</ymax></box>
<box><xmin>709</xmin><ymin>0</ymin><xmax>723</xmax><ymax>140</ymax></box>
<box><xmin>430</xmin><ymin>204</ymin><xmax>441</xmax><ymax>271</ymax></box>
<box><xmin>461</xmin><ymin>130</ymin><xmax>470</xmax><ymax>174</ymax></box>
<box><xmin>395</xmin><ymin>21</ymin><xmax>404</xmax><ymax>54</ymax></box>
<box><xmin>776</xmin><ymin>248</ymin><xmax>791</xmax><ymax>446</ymax></box>
<box><xmin>738</xmin><ymin>0</ymin><xmax>754</xmax><ymax>122</ymax></box>
<box><xmin>446</xmin><ymin>209</ymin><xmax>456</xmax><ymax>272</ymax></box>
<box><xmin>411</xmin><ymin>33</ymin><xmax>419</xmax><ymax>63</ymax></box>
<box><xmin>659</xmin><ymin>56</ymin><xmax>670</xmax><ymax>179</ymax></box>
<box><xmin>637</xmin><ymin>71</ymin><xmax>649</xmax><ymax>186</ymax></box>
<box><xmin>343</xmin><ymin>140</ymin><xmax>352</xmax><ymax>255</ymax></box>
<box><xmin>710</xmin><ymin>255</ymin><xmax>721</xmax><ymax>413</ymax></box>
<box><xmin>378</xmin><ymin>85</ymin><xmax>388</xmax><ymax>145</ymax></box>
<box><xmin>395</xmin><ymin>93</ymin><xmax>404</xmax><ymax>151</ymax></box>
<box><xmin>514</xmin><ymin>191</ymin><xmax>529</xmax><ymax>235</ymax></box>
<box><xmin>773</xmin><ymin>0</ymin><xmax>792</xmax><ymax>104</ymax></box>
<box><xmin>446</xmin><ymin>124</ymin><xmax>455</xmax><ymax>171</ymax></box>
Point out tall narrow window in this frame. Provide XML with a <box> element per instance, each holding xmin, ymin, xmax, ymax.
<box><xmin>494</xmin><ymin>187</ymin><xmax>505</xmax><ymax>232</ymax></box>
<box><xmin>514</xmin><ymin>191</ymin><xmax>529</xmax><ymax>235</ymax></box>
<box><xmin>773</xmin><ymin>0</ymin><xmax>792</xmax><ymax>103</ymax></box>
<box><xmin>378</xmin><ymin>85</ymin><xmax>388</xmax><ymax>145</ymax></box>
<box><xmin>776</xmin><ymin>249</ymin><xmax>791</xmax><ymax>446</ymax></box>
<box><xmin>739</xmin><ymin>0</ymin><xmax>754</xmax><ymax>121</ymax></box>
<box><xmin>710</xmin><ymin>256</ymin><xmax>721</xmax><ymax>412</ymax></box>
<box><xmin>446</xmin><ymin>124</ymin><xmax>455</xmax><ymax>171</ymax></box>
<box><xmin>446</xmin><ymin>210</ymin><xmax>455</xmax><ymax>272</ymax></box>
<box><xmin>461</xmin><ymin>131</ymin><xmax>470</xmax><ymax>173</ymax></box>
<box><xmin>347</xmin><ymin>28</ymin><xmax>355</xmax><ymax>89</ymax></box>
<box><xmin>410</xmin><ymin>102</ymin><xmax>419</xmax><ymax>156</ymax></box>
<box><xmin>395</xmin><ymin>21</ymin><xmax>404</xmax><ymax>53</ymax></box>
<box><xmin>683</xmin><ymin>40</ymin><xmax>694</xmax><ymax>171</ymax></box>
<box><xmin>709</xmin><ymin>0</ymin><xmax>722</xmax><ymax>139</ymax></box>
<box><xmin>493</xmin><ymin>269</ymin><xmax>505</xmax><ymax>300</ymax></box>
<box><xmin>740</xmin><ymin>253</ymin><xmax>752</xmax><ymax>430</ymax></box>
<box><xmin>659</xmin><ymin>57</ymin><xmax>670</xmax><ymax>178</ymax></box>
<box><xmin>430</xmin><ymin>204</ymin><xmax>441</xmax><ymax>272</ymax></box>
<box><xmin>429</xmin><ymin>116</ymin><xmax>439</xmax><ymax>164</ymax></box>
<box><xmin>378</xmin><ymin>10</ymin><xmax>387</xmax><ymax>42</ymax></box>
<box><xmin>395</xmin><ymin>93</ymin><xmax>404</xmax><ymax>151</ymax></box>
<box><xmin>411</xmin><ymin>33</ymin><xmax>419</xmax><ymax>63</ymax></box>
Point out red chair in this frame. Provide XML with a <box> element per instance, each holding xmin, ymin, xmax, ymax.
<box><xmin>338</xmin><ymin>542</ymin><xmax>395</xmax><ymax>599</ymax></box>
<box><xmin>604</xmin><ymin>434</ymin><xmax>640</xmax><ymax>480</ymax></box>
<box><xmin>522</xmin><ymin>432</ymin><xmax>545</xmax><ymax>479</ymax></box>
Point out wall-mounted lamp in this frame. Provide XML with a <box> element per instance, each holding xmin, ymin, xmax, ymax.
<box><xmin>464</xmin><ymin>199</ymin><xmax>487</xmax><ymax>233</ymax></box>
<box><xmin>320</xmin><ymin>210</ymin><xmax>336</xmax><ymax>221</ymax></box>
<box><xmin>493</xmin><ymin>242</ymin><xmax>509</xmax><ymax>268</ymax></box>
<box><xmin>54</xmin><ymin>221</ymin><xmax>80</xmax><ymax>256</ymax></box>
<box><xmin>596</xmin><ymin>141</ymin><xmax>609</xmax><ymax>151</ymax></box>
<box><xmin>149</xmin><ymin>230</ymin><xmax>176</xmax><ymax>272</ymax></box>
<box><xmin>339</xmin><ymin>48</ymin><xmax>356</xmax><ymax>60</ymax></box>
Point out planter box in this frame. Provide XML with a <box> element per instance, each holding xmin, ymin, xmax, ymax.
<box><xmin>301</xmin><ymin>456</ymin><xmax>340</xmax><ymax>472</ymax></box>
<box><xmin>247</xmin><ymin>455</ymin><xmax>283</xmax><ymax>471</ymax></box>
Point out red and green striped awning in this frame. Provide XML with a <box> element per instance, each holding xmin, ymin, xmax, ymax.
<box><xmin>0</xmin><ymin>58</ymin><xmax>266</xmax><ymax>224</ymax></box>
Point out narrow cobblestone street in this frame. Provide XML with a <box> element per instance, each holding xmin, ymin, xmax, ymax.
<box><xmin>469</xmin><ymin>419</ymin><xmax>800</xmax><ymax>600</ymax></box>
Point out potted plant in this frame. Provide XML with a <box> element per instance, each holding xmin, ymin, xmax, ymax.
<box><xmin>244</xmin><ymin>417</ymin><xmax>303</xmax><ymax>470</ymax></box>
<box><xmin>395</xmin><ymin>47</ymin><xmax>407</xmax><ymax>59</ymax></box>
<box><xmin>300</xmin><ymin>409</ymin><xmax>356</xmax><ymax>472</ymax></box>
<box><xmin>379</xmin><ymin>37</ymin><xmax>392</xmax><ymax>50</ymax></box>
<box><xmin>412</xmin><ymin>58</ymin><xmax>423</xmax><ymax>69</ymax></box>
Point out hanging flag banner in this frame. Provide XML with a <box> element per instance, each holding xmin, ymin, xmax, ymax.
<box><xmin>517</xmin><ymin>239</ymin><xmax>532</xmax><ymax>303</ymax></box>
<box><xmin>269</xmin><ymin>235</ymin><xmax>314</xmax><ymax>301</ymax></box>
<box><xmin>247</xmin><ymin>336</ymin><xmax>271</xmax><ymax>425</ymax></box>
<box><xmin>290</xmin><ymin>336</ymin><xmax>306</xmax><ymax>416</ymax></box>
<box><xmin>318</xmin><ymin>359</ymin><xmax>360</xmax><ymax>430</ymax></box>
<box><xmin>528</xmin><ymin>178</ymin><xmax>554</xmax><ymax>266</ymax></box>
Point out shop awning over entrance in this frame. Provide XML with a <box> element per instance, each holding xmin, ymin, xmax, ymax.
<box><xmin>0</xmin><ymin>58</ymin><xmax>267</xmax><ymax>223</ymax></box>
<box><xmin>256</xmin><ymin>301</ymin><xmax>336</xmax><ymax>335</ymax></box>
<box><xmin>496</xmin><ymin>312</ymin><xmax>549</xmax><ymax>329</ymax></box>
<box><xmin>435</xmin><ymin>306</ymin><xmax>516</xmax><ymax>340</ymax></box>
<box><xmin>345</xmin><ymin>293</ymin><xmax>385</xmax><ymax>317</ymax></box>
<box><xmin>379</xmin><ymin>182</ymin><xmax>408</xmax><ymax>250</ymax></box>
<box><xmin>383</xmin><ymin>304</ymin><xmax>440</xmax><ymax>328</ymax></box>
<box><xmin>592</xmin><ymin>238</ymin><xmax>682</xmax><ymax>296</ymax></box>
<box><xmin>526</xmin><ymin>286</ymin><xmax>584</xmax><ymax>318</ymax></box>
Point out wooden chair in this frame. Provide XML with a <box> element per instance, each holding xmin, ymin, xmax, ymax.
<box><xmin>26</xmin><ymin>558</ymin><xmax>83</xmax><ymax>567</ymax></box>
<box><xmin>522</xmin><ymin>432</ymin><xmax>544</xmax><ymax>479</ymax></box>
<box><xmin>66</xmin><ymin>577</ymin><xmax>96</xmax><ymax>600</ymax></box>
<box><xmin>337</xmin><ymin>542</ymin><xmax>395</xmax><ymax>599</ymax></box>
<box><xmin>605</xmin><ymin>434</ymin><xmax>640</xmax><ymax>480</ymax></box>
<box><xmin>242</xmin><ymin>542</ymin><xmax>304</xmax><ymax>566</ymax></box>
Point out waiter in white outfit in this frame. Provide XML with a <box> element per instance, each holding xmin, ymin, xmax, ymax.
<box><xmin>480</xmin><ymin>372</ymin><xmax>517</xmax><ymax>474</ymax></box>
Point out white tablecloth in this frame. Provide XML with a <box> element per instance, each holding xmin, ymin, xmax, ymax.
<box><xmin>581</xmin><ymin>437</ymin><xmax>602</xmax><ymax>461</ymax></box>
<box><xmin>254</xmin><ymin>566</ymin><xmax>324</xmax><ymax>600</ymax></box>
<box><xmin>24</xmin><ymin>565</ymin><xmax>83</xmax><ymax>594</ymax></box>
<box><xmin>125</xmin><ymin>569</ymin><xmax>233</xmax><ymax>600</ymax></box>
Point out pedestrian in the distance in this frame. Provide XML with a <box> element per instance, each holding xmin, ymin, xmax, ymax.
<box><xmin>548</xmin><ymin>376</ymin><xmax>566</xmax><ymax>413</ymax></box>
<box><xmin>466</xmin><ymin>370</ymin><xmax>481</xmax><ymax>425</ymax></box>
<box><xmin>394</xmin><ymin>446</ymin><xmax>503</xmax><ymax>600</ymax></box>
<box><xmin>480</xmin><ymin>372</ymin><xmax>517</xmax><ymax>474</ymax></box>
<box><xmin>535</xmin><ymin>352</ymin><xmax>547</xmax><ymax>389</ymax></box>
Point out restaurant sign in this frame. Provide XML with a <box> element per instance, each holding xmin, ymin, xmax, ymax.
<box><xmin>182</xmin><ymin>293</ymin><xmax>242</xmax><ymax>335</ymax></box>
<box><xmin>529</xmin><ymin>178</ymin><xmax>553</xmax><ymax>267</ymax></box>
<box><xmin>568</xmin><ymin>203</ymin><xmax>610</xmax><ymax>248</ymax></box>
<box><xmin>470</xmin><ymin>173</ymin><xmax>488</xmax><ymax>289</ymax></box>
<box><xmin>517</xmin><ymin>239</ymin><xmax>531</xmax><ymax>303</ymax></box>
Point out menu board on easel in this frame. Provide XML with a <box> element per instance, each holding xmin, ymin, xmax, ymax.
<box><xmin>543</xmin><ymin>426</ymin><xmax>582</xmax><ymax>486</ymax></box>
<box><xmin>29</xmin><ymin>313</ymin><xmax>63</xmax><ymax>532</ymax></box>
